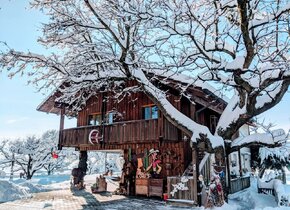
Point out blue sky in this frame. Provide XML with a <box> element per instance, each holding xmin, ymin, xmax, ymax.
<box><xmin>0</xmin><ymin>1</ymin><xmax>289</xmax><ymax>139</ymax></box>
<box><xmin>0</xmin><ymin>1</ymin><xmax>75</xmax><ymax>139</ymax></box>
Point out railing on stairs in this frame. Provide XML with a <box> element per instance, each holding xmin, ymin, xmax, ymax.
<box><xmin>182</xmin><ymin>162</ymin><xmax>193</xmax><ymax>177</ymax></box>
<box><xmin>182</xmin><ymin>152</ymin><xmax>211</xmax><ymax>185</ymax></box>
<box><xmin>199</xmin><ymin>152</ymin><xmax>211</xmax><ymax>185</ymax></box>
<box><xmin>167</xmin><ymin>152</ymin><xmax>210</xmax><ymax>205</ymax></box>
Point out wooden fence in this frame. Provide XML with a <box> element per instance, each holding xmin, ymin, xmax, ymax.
<box><xmin>230</xmin><ymin>176</ymin><xmax>251</xmax><ymax>194</ymax></box>
<box><xmin>167</xmin><ymin>176</ymin><xmax>195</xmax><ymax>201</ymax></box>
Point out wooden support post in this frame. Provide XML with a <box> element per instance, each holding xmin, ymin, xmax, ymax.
<box><xmin>192</xmin><ymin>145</ymin><xmax>198</xmax><ymax>203</ymax></box>
<box><xmin>226</xmin><ymin>152</ymin><xmax>231</xmax><ymax>198</ymax></box>
<box><xmin>59</xmin><ymin>105</ymin><xmax>65</xmax><ymax>131</ymax></box>
<box><xmin>238</xmin><ymin>148</ymin><xmax>242</xmax><ymax>177</ymax></box>
<box><xmin>58</xmin><ymin>104</ymin><xmax>65</xmax><ymax>150</ymax></box>
<box><xmin>190</xmin><ymin>104</ymin><xmax>196</xmax><ymax>120</ymax></box>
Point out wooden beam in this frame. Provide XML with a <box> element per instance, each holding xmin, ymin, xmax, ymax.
<box><xmin>238</xmin><ymin>149</ymin><xmax>243</xmax><ymax>177</ymax></box>
<box><xmin>192</xmin><ymin>96</ymin><xmax>224</xmax><ymax>114</ymax></box>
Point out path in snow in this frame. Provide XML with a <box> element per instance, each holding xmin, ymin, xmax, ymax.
<box><xmin>0</xmin><ymin>187</ymin><xmax>204</xmax><ymax>210</ymax></box>
<box><xmin>0</xmin><ymin>176</ymin><xmax>281</xmax><ymax>210</ymax></box>
<box><xmin>0</xmin><ymin>177</ymin><xmax>198</xmax><ymax>210</ymax></box>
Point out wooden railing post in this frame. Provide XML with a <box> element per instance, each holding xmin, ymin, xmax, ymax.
<box><xmin>225</xmin><ymin>149</ymin><xmax>231</xmax><ymax>195</ymax></box>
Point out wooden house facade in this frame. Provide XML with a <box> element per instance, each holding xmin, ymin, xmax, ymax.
<box><xmin>37</xmin><ymin>79</ymin><xmax>226</xmax><ymax>203</ymax></box>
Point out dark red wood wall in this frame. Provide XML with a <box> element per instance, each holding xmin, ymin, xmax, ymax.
<box><xmin>77</xmin><ymin>86</ymin><xmax>184</xmax><ymax>127</ymax></box>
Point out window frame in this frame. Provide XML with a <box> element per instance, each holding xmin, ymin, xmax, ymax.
<box><xmin>142</xmin><ymin>104</ymin><xmax>159</xmax><ymax>120</ymax></box>
<box><xmin>88</xmin><ymin>112</ymin><xmax>102</xmax><ymax>126</ymax></box>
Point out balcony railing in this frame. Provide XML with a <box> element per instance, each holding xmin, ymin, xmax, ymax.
<box><xmin>230</xmin><ymin>176</ymin><xmax>250</xmax><ymax>194</ymax></box>
<box><xmin>59</xmin><ymin>119</ymin><xmax>160</xmax><ymax>147</ymax></box>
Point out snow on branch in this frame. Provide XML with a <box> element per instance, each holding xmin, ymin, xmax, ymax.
<box><xmin>259</xmin><ymin>146</ymin><xmax>289</xmax><ymax>165</ymax></box>
<box><xmin>0</xmin><ymin>48</ymin><xmax>67</xmax><ymax>91</ymax></box>
<box><xmin>133</xmin><ymin>68</ymin><xmax>224</xmax><ymax>149</ymax></box>
<box><xmin>249</xmin><ymin>3</ymin><xmax>290</xmax><ymax>29</ymax></box>
<box><xmin>215</xmin><ymin>92</ymin><xmax>245</xmax><ymax>135</ymax></box>
<box><xmin>1</xmin><ymin>0</ymin><xmax>290</xmax><ymax>153</ymax></box>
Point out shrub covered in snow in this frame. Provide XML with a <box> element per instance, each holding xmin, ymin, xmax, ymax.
<box><xmin>259</xmin><ymin>146</ymin><xmax>290</xmax><ymax>174</ymax></box>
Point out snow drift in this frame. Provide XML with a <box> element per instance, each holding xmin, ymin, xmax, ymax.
<box><xmin>0</xmin><ymin>179</ymin><xmax>51</xmax><ymax>203</ymax></box>
<box><xmin>0</xmin><ymin>180</ymin><xmax>31</xmax><ymax>202</ymax></box>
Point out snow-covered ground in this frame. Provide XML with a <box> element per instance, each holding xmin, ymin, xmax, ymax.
<box><xmin>0</xmin><ymin>174</ymin><xmax>71</xmax><ymax>203</ymax></box>
<box><xmin>0</xmin><ymin>174</ymin><xmax>290</xmax><ymax>209</ymax></box>
<box><xmin>229</xmin><ymin>178</ymin><xmax>278</xmax><ymax>210</ymax></box>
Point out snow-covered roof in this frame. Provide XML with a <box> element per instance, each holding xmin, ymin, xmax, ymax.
<box><xmin>231</xmin><ymin>129</ymin><xmax>287</xmax><ymax>149</ymax></box>
<box><xmin>37</xmin><ymin>70</ymin><xmax>228</xmax><ymax>117</ymax></box>
<box><xmin>36</xmin><ymin>91</ymin><xmax>60</xmax><ymax>115</ymax></box>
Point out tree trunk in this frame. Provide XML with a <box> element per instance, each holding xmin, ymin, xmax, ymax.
<box><xmin>26</xmin><ymin>173</ymin><xmax>32</xmax><ymax>180</ymax></box>
<box><xmin>47</xmin><ymin>164</ymin><xmax>52</xmax><ymax>176</ymax></box>
<box><xmin>26</xmin><ymin>155</ymin><xmax>32</xmax><ymax>180</ymax></box>
<box><xmin>9</xmin><ymin>153</ymin><xmax>15</xmax><ymax>180</ymax></box>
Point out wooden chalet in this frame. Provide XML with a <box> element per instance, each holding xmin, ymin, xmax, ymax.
<box><xmin>37</xmin><ymin>79</ymin><xmax>227</xmax><ymax>205</ymax></box>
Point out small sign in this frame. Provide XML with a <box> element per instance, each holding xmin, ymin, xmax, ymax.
<box><xmin>89</xmin><ymin>129</ymin><xmax>103</xmax><ymax>144</ymax></box>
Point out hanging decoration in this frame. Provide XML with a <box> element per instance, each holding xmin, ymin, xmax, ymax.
<box><xmin>51</xmin><ymin>151</ymin><xmax>59</xmax><ymax>159</ymax></box>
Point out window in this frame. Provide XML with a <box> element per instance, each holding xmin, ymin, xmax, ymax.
<box><xmin>143</xmin><ymin>105</ymin><xmax>158</xmax><ymax>120</ymax></box>
<box><xmin>88</xmin><ymin>113</ymin><xmax>102</xmax><ymax>126</ymax></box>
<box><xmin>88</xmin><ymin>109</ymin><xmax>124</xmax><ymax>126</ymax></box>
<box><xmin>106</xmin><ymin>109</ymin><xmax>124</xmax><ymax>124</ymax></box>
<box><xmin>210</xmin><ymin>115</ymin><xmax>218</xmax><ymax>133</ymax></box>
<box><xmin>151</xmin><ymin>106</ymin><xmax>158</xmax><ymax>119</ymax></box>
<box><xmin>107</xmin><ymin>112</ymin><xmax>114</xmax><ymax>124</ymax></box>
<box><xmin>231</xmin><ymin>153</ymin><xmax>237</xmax><ymax>167</ymax></box>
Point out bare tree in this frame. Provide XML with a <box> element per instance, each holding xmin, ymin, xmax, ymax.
<box><xmin>10</xmin><ymin>136</ymin><xmax>53</xmax><ymax>179</ymax></box>
<box><xmin>0</xmin><ymin>0</ymin><xmax>290</xmax><ymax>155</ymax></box>
<box><xmin>0</xmin><ymin>141</ymin><xmax>20</xmax><ymax>180</ymax></box>
<box><xmin>41</xmin><ymin>130</ymin><xmax>66</xmax><ymax>176</ymax></box>
<box><xmin>0</xmin><ymin>132</ymin><xmax>58</xmax><ymax>179</ymax></box>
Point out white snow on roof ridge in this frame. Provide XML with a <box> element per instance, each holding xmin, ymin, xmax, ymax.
<box><xmin>148</xmin><ymin>69</ymin><xmax>229</xmax><ymax>103</ymax></box>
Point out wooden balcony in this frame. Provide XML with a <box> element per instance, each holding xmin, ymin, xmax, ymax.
<box><xmin>59</xmin><ymin>119</ymin><xmax>162</xmax><ymax>147</ymax></box>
